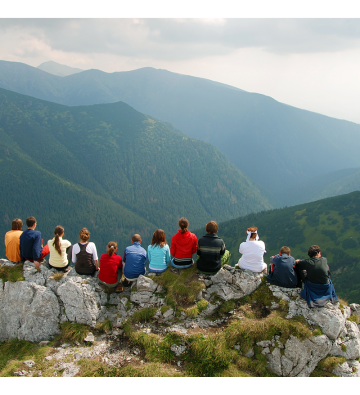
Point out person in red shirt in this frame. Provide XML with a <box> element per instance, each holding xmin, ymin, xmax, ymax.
<box><xmin>170</xmin><ymin>217</ymin><xmax>198</xmax><ymax>269</ymax></box>
<box><xmin>98</xmin><ymin>241</ymin><xmax>123</xmax><ymax>292</ymax></box>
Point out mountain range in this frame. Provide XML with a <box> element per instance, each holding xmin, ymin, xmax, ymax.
<box><xmin>0</xmin><ymin>87</ymin><xmax>269</xmax><ymax>257</ymax></box>
<box><xmin>1</xmin><ymin>60</ymin><xmax>360</xmax><ymax>206</ymax></box>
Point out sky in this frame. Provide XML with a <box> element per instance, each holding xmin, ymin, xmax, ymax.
<box><xmin>2</xmin><ymin>1</ymin><xmax>360</xmax><ymax>123</ymax></box>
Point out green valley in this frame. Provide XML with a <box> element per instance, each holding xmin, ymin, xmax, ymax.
<box><xmin>204</xmin><ymin>191</ymin><xmax>360</xmax><ymax>303</ymax></box>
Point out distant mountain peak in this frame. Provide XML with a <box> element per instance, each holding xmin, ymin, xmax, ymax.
<box><xmin>37</xmin><ymin>61</ymin><xmax>84</xmax><ymax>77</ymax></box>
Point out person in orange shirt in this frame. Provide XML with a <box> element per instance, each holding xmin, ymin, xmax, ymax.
<box><xmin>4</xmin><ymin>218</ymin><xmax>23</xmax><ymax>263</ymax></box>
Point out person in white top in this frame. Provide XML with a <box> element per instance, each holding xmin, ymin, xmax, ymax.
<box><xmin>47</xmin><ymin>225</ymin><xmax>72</xmax><ymax>270</ymax></box>
<box><xmin>238</xmin><ymin>226</ymin><xmax>267</xmax><ymax>273</ymax></box>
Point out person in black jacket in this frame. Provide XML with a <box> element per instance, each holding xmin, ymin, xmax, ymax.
<box><xmin>196</xmin><ymin>221</ymin><xmax>229</xmax><ymax>274</ymax></box>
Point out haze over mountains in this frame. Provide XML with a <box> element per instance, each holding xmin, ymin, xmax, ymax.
<box><xmin>0</xmin><ymin>87</ymin><xmax>269</xmax><ymax>257</ymax></box>
<box><xmin>37</xmin><ymin>61</ymin><xmax>84</xmax><ymax>77</ymax></box>
<box><xmin>1</xmin><ymin>60</ymin><xmax>360</xmax><ymax>207</ymax></box>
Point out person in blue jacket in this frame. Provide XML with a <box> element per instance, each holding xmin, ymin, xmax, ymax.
<box><xmin>123</xmin><ymin>234</ymin><xmax>147</xmax><ymax>283</ymax></box>
<box><xmin>267</xmin><ymin>246</ymin><xmax>298</xmax><ymax>288</ymax></box>
<box><xmin>148</xmin><ymin>229</ymin><xmax>171</xmax><ymax>273</ymax></box>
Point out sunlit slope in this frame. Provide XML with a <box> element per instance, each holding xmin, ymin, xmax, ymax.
<box><xmin>211</xmin><ymin>191</ymin><xmax>360</xmax><ymax>303</ymax></box>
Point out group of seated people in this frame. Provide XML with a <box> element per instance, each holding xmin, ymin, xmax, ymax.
<box><xmin>4</xmin><ymin>217</ymin><xmax>338</xmax><ymax>307</ymax></box>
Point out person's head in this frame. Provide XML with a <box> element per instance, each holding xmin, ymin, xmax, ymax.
<box><xmin>247</xmin><ymin>226</ymin><xmax>258</xmax><ymax>239</ymax></box>
<box><xmin>11</xmin><ymin>218</ymin><xmax>23</xmax><ymax>231</ymax></box>
<box><xmin>206</xmin><ymin>220</ymin><xmax>219</xmax><ymax>234</ymax></box>
<box><xmin>179</xmin><ymin>217</ymin><xmax>189</xmax><ymax>234</ymax></box>
<box><xmin>53</xmin><ymin>225</ymin><xmax>65</xmax><ymax>256</ymax></box>
<box><xmin>308</xmin><ymin>245</ymin><xmax>321</xmax><ymax>258</ymax></box>
<box><xmin>26</xmin><ymin>216</ymin><xmax>36</xmax><ymax>228</ymax></box>
<box><xmin>79</xmin><ymin>227</ymin><xmax>90</xmax><ymax>242</ymax></box>
<box><xmin>280</xmin><ymin>246</ymin><xmax>291</xmax><ymax>256</ymax></box>
<box><xmin>132</xmin><ymin>234</ymin><xmax>142</xmax><ymax>243</ymax></box>
<box><xmin>107</xmin><ymin>241</ymin><xmax>118</xmax><ymax>257</ymax></box>
<box><xmin>151</xmin><ymin>229</ymin><xmax>167</xmax><ymax>248</ymax></box>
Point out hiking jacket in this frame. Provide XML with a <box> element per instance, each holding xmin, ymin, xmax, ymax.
<box><xmin>170</xmin><ymin>230</ymin><xmax>198</xmax><ymax>259</ymax></box>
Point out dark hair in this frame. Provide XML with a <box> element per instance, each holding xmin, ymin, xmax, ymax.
<box><xmin>206</xmin><ymin>221</ymin><xmax>218</xmax><ymax>234</ymax></box>
<box><xmin>132</xmin><ymin>234</ymin><xmax>141</xmax><ymax>243</ymax></box>
<box><xmin>151</xmin><ymin>229</ymin><xmax>167</xmax><ymax>248</ymax></box>
<box><xmin>107</xmin><ymin>241</ymin><xmax>117</xmax><ymax>257</ymax></box>
<box><xmin>26</xmin><ymin>216</ymin><xmax>36</xmax><ymax>227</ymax></box>
<box><xmin>53</xmin><ymin>225</ymin><xmax>64</xmax><ymax>256</ymax></box>
<box><xmin>79</xmin><ymin>227</ymin><xmax>90</xmax><ymax>242</ymax></box>
<box><xmin>11</xmin><ymin>218</ymin><xmax>23</xmax><ymax>231</ymax></box>
<box><xmin>179</xmin><ymin>217</ymin><xmax>189</xmax><ymax>234</ymax></box>
<box><xmin>247</xmin><ymin>226</ymin><xmax>258</xmax><ymax>239</ymax></box>
<box><xmin>280</xmin><ymin>246</ymin><xmax>291</xmax><ymax>256</ymax></box>
<box><xmin>308</xmin><ymin>245</ymin><xmax>321</xmax><ymax>258</ymax></box>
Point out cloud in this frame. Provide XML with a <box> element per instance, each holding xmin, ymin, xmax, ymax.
<box><xmin>1</xmin><ymin>18</ymin><xmax>360</xmax><ymax>63</ymax></box>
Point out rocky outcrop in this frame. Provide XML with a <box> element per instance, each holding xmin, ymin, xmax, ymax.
<box><xmin>1</xmin><ymin>260</ymin><xmax>360</xmax><ymax>377</ymax></box>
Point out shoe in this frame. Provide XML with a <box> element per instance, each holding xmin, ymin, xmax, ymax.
<box><xmin>115</xmin><ymin>284</ymin><xmax>124</xmax><ymax>293</ymax></box>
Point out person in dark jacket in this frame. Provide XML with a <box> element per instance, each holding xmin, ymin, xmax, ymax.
<box><xmin>196</xmin><ymin>221</ymin><xmax>229</xmax><ymax>274</ymax></box>
<box><xmin>295</xmin><ymin>245</ymin><xmax>338</xmax><ymax>307</ymax></box>
<box><xmin>20</xmin><ymin>216</ymin><xmax>49</xmax><ymax>269</ymax></box>
<box><xmin>267</xmin><ymin>246</ymin><xmax>298</xmax><ymax>288</ymax></box>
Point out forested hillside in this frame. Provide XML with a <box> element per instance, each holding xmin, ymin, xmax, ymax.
<box><xmin>1</xmin><ymin>60</ymin><xmax>360</xmax><ymax>206</ymax></box>
<box><xmin>0</xmin><ymin>88</ymin><xmax>270</xmax><ymax>257</ymax></box>
<box><xmin>207</xmin><ymin>191</ymin><xmax>360</xmax><ymax>303</ymax></box>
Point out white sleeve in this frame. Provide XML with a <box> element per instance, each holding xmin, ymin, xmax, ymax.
<box><xmin>72</xmin><ymin>243</ymin><xmax>79</xmax><ymax>263</ymax></box>
<box><xmin>87</xmin><ymin>242</ymin><xmax>98</xmax><ymax>261</ymax></box>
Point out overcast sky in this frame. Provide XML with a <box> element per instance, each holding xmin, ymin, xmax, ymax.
<box><xmin>2</xmin><ymin>3</ymin><xmax>360</xmax><ymax>123</ymax></box>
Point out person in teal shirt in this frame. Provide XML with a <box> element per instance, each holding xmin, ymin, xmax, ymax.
<box><xmin>148</xmin><ymin>229</ymin><xmax>170</xmax><ymax>273</ymax></box>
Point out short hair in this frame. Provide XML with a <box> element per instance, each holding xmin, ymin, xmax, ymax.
<box><xmin>206</xmin><ymin>221</ymin><xmax>218</xmax><ymax>234</ymax></box>
<box><xmin>26</xmin><ymin>216</ymin><xmax>36</xmax><ymax>227</ymax></box>
<box><xmin>107</xmin><ymin>241</ymin><xmax>117</xmax><ymax>257</ymax></box>
<box><xmin>179</xmin><ymin>217</ymin><xmax>189</xmax><ymax>234</ymax></box>
<box><xmin>79</xmin><ymin>227</ymin><xmax>90</xmax><ymax>242</ymax></box>
<box><xmin>308</xmin><ymin>245</ymin><xmax>321</xmax><ymax>258</ymax></box>
<box><xmin>280</xmin><ymin>246</ymin><xmax>291</xmax><ymax>256</ymax></box>
<box><xmin>132</xmin><ymin>234</ymin><xmax>141</xmax><ymax>243</ymax></box>
<box><xmin>151</xmin><ymin>229</ymin><xmax>167</xmax><ymax>248</ymax></box>
<box><xmin>11</xmin><ymin>218</ymin><xmax>23</xmax><ymax>231</ymax></box>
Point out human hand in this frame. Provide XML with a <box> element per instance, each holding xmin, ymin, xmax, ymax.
<box><xmin>34</xmin><ymin>261</ymin><xmax>41</xmax><ymax>269</ymax></box>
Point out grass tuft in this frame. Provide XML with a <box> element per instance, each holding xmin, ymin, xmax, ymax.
<box><xmin>52</xmin><ymin>272</ymin><xmax>64</xmax><ymax>282</ymax></box>
<box><xmin>131</xmin><ymin>307</ymin><xmax>157</xmax><ymax>323</ymax></box>
<box><xmin>0</xmin><ymin>264</ymin><xmax>24</xmax><ymax>284</ymax></box>
<box><xmin>348</xmin><ymin>314</ymin><xmax>360</xmax><ymax>324</ymax></box>
<box><xmin>152</xmin><ymin>265</ymin><xmax>205</xmax><ymax>308</ymax></box>
<box><xmin>55</xmin><ymin>322</ymin><xmax>91</xmax><ymax>344</ymax></box>
<box><xmin>96</xmin><ymin>319</ymin><xmax>113</xmax><ymax>333</ymax></box>
<box><xmin>311</xmin><ymin>356</ymin><xmax>346</xmax><ymax>377</ymax></box>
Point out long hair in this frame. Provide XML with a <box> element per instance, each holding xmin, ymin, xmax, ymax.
<box><xmin>151</xmin><ymin>229</ymin><xmax>167</xmax><ymax>248</ymax></box>
<box><xmin>107</xmin><ymin>241</ymin><xmax>117</xmax><ymax>257</ymax></box>
<box><xmin>179</xmin><ymin>217</ymin><xmax>189</xmax><ymax>234</ymax></box>
<box><xmin>53</xmin><ymin>225</ymin><xmax>64</xmax><ymax>256</ymax></box>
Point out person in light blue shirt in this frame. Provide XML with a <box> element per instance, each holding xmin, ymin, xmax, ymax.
<box><xmin>123</xmin><ymin>234</ymin><xmax>147</xmax><ymax>281</ymax></box>
<box><xmin>148</xmin><ymin>229</ymin><xmax>170</xmax><ymax>273</ymax></box>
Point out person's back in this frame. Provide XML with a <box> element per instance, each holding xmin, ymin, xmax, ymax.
<box><xmin>238</xmin><ymin>227</ymin><xmax>267</xmax><ymax>272</ymax></box>
<box><xmin>267</xmin><ymin>246</ymin><xmax>298</xmax><ymax>288</ymax></box>
<box><xmin>123</xmin><ymin>234</ymin><xmax>147</xmax><ymax>280</ymax></box>
<box><xmin>5</xmin><ymin>218</ymin><xmax>23</xmax><ymax>262</ymax></box>
<box><xmin>296</xmin><ymin>245</ymin><xmax>338</xmax><ymax>308</ymax></box>
<box><xmin>197</xmin><ymin>221</ymin><xmax>226</xmax><ymax>274</ymax></box>
<box><xmin>170</xmin><ymin>217</ymin><xmax>197</xmax><ymax>269</ymax></box>
<box><xmin>148</xmin><ymin>229</ymin><xmax>170</xmax><ymax>273</ymax></box>
<box><xmin>19</xmin><ymin>217</ymin><xmax>49</xmax><ymax>265</ymax></box>
<box><xmin>99</xmin><ymin>241</ymin><xmax>123</xmax><ymax>291</ymax></box>
<box><xmin>72</xmin><ymin>227</ymin><xmax>98</xmax><ymax>275</ymax></box>
<box><xmin>47</xmin><ymin>225</ymin><xmax>72</xmax><ymax>269</ymax></box>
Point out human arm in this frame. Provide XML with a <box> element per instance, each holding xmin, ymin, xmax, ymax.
<box><xmin>123</xmin><ymin>248</ymin><xmax>127</xmax><ymax>263</ymax></box>
<box><xmin>94</xmin><ymin>259</ymin><xmax>99</xmax><ymax>271</ymax></box>
<box><xmin>165</xmin><ymin>245</ymin><xmax>171</xmax><ymax>265</ymax></box>
<box><xmin>147</xmin><ymin>246</ymin><xmax>152</xmax><ymax>264</ymax></box>
<box><xmin>33</xmin><ymin>232</ymin><xmax>43</xmax><ymax>261</ymax></box>
<box><xmin>170</xmin><ymin>236</ymin><xmax>176</xmax><ymax>257</ymax></box>
<box><xmin>220</xmin><ymin>241</ymin><xmax>226</xmax><ymax>256</ymax></box>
